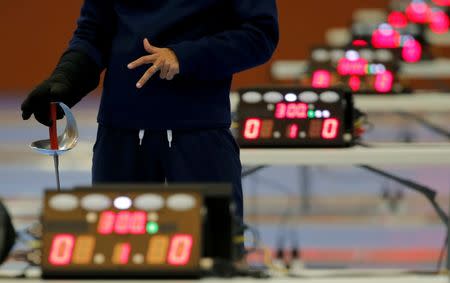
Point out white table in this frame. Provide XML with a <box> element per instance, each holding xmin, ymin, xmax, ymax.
<box><xmin>240</xmin><ymin>143</ymin><xmax>450</xmax><ymax>166</ymax></box>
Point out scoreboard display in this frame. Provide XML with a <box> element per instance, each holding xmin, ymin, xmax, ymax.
<box><xmin>306</xmin><ymin>46</ymin><xmax>405</xmax><ymax>94</ymax></box>
<box><xmin>41</xmin><ymin>185</ymin><xmax>235</xmax><ymax>279</ymax></box>
<box><xmin>236</xmin><ymin>87</ymin><xmax>354</xmax><ymax>148</ymax></box>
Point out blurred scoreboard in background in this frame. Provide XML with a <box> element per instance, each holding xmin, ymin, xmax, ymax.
<box><xmin>305</xmin><ymin>45</ymin><xmax>406</xmax><ymax>94</ymax></box>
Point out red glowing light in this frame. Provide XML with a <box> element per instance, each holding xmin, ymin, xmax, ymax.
<box><xmin>129</xmin><ymin>211</ymin><xmax>147</xmax><ymax>235</ymax></box>
<box><xmin>372</xmin><ymin>27</ymin><xmax>401</xmax><ymax>48</ymax></box>
<box><xmin>375</xmin><ymin>71</ymin><xmax>394</xmax><ymax>93</ymax></box>
<box><xmin>114</xmin><ymin>211</ymin><xmax>131</xmax><ymax>235</ymax></box>
<box><xmin>312</xmin><ymin>70</ymin><xmax>332</xmax><ymax>88</ymax></box>
<box><xmin>243</xmin><ymin>118</ymin><xmax>262</xmax><ymax>140</ymax></box>
<box><xmin>49</xmin><ymin>234</ymin><xmax>75</xmax><ymax>266</ymax></box>
<box><xmin>98</xmin><ymin>211</ymin><xmax>115</xmax><ymax>235</ymax></box>
<box><xmin>337</xmin><ymin>58</ymin><xmax>368</xmax><ymax>76</ymax></box>
<box><xmin>275</xmin><ymin>103</ymin><xmax>308</xmax><ymax>119</ymax></box>
<box><xmin>388</xmin><ymin>11</ymin><xmax>408</xmax><ymax>28</ymax></box>
<box><xmin>402</xmin><ymin>38</ymin><xmax>422</xmax><ymax>63</ymax></box>
<box><xmin>119</xmin><ymin>243</ymin><xmax>131</xmax><ymax>265</ymax></box>
<box><xmin>288</xmin><ymin>124</ymin><xmax>299</xmax><ymax>139</ymax></box>
<box><xmin>352</xmin><ymin>39</ymin><xmax>368</xmax><ymax>47</ymax></box>
<box><xmin>406</xmin><ymin>1</ymin><xmax>431</xmax><ymax>23</ymax></box>
<box><xmin>433</xmin><ymin>0</ymin><xmax>450</xmax><ymax>6</ymax></box>
<box><xmin>274</xmin><ymin>103</ymin><xmax>287</xmax><ymax>119</ymax></box>
<box><xmin>321</xmin><ymin>119</ymin><xmax>339</xmax><ymax>140</ymax></box>
<box><xmin>348</xmin><ymin>76</ymin><xmax>361</xmax><ymax>92</ymax></box>
<box><xmin>429</xmin><ymin>10</ymin><xmax>449</xmax><ymax>34</ymax></box>
<box><xmin>168</xmin><ymin>235</ymin><xmax>193</xmax><ymax>266</ymax></box>
<box><xmin>98</xmin><ymin>211</ymin><xmax>147</xmax><ymax>235</ymax></box>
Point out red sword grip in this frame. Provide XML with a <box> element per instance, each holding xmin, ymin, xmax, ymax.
<box><xmin>49</xmin><ymin>103</ymin><xmax>58</xmax><ymax>150</ymax></box>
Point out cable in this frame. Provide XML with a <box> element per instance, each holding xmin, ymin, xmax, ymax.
<box><xmin>436</xmin><ymin>236</ymin><xmax>447</xmax><ymax>274</ymax></box>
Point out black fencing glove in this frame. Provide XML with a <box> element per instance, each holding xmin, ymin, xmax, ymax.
<box><xmin>21</xmin><ymin>51</ymin><xmax>101</xmax><ymax>126</ymax></box>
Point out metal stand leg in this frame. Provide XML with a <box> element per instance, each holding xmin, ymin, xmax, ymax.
<box><xmin>299</xmin><ymin>166</ymin><xmax>312</xmax><ymax>215</ymax></box>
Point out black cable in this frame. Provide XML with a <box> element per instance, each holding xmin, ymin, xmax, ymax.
<box><xmin>396</xmin><ymin>111</ymin><xmax>450</xmax><ymax>140</ymax></box>
<box><xmin>359</xmin><ymin>165</ymin><xmax>448</xmax><ymax>224</ymax></box>
<box><xmin>359</xmin><ymin>164</ymin><xmax>449</xmax><ymax>273</ymax></box>
<box><xmin>436</xmin><ymin>236</ymin><xmax>447</xmax><ymax>273</ymax></box>
<box><xmin>242</xmin><ymin>166</ymin><xmax>267</xmax><ymax>178</ymax></box>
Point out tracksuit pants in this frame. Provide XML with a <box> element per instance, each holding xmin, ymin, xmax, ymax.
<box><xmin>91</xmin><ymin>125</ymin><xmax>243</xmax><ymax>219</ymax></box>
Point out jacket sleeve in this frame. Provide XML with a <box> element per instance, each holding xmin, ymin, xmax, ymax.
<box><xmin>169</xmin><ymin>0</ymin><xmax>279</xmax><ymax>80</ymax></box>
<box><xmin>68</xmin><ymin>0</ymin><xmax>116</xmax><ymax>69</ymax></box>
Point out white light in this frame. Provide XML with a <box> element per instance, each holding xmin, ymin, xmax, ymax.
<box><xmin>379</xmin><ymin>23</ymin><xmax>394</xmax><ymax>36</ymax></box>
<box><xmin>345</xmin><ymin>50</ymin><xmax>360</xmax><ymax>61</ymax></box>
<box><xmin>323</xmin><ymin>110</ymin><xmax>331</xmax><ymax>118</ymax></box>
<box><xmin>312</xmin><ymin>49</ymin><xmax>330</xmax><ymax>62</ymax></box>
<box><xmin>241</xmin><ymin>91</ymin><xmax>262</xmax><ymax>104</ymax></box>
<box><xmin>114</xmin><ymin>196</ymin><xmax>132</xmax><ymax>210</ymax></box>
<box><xmin>285</xmin><ymin>93</ymin><xmax>297</xmax><ymax>102</ymax></box>
<box><xmin>315</xmin><ymin>110</ymin><xmax>323</xmax><ymax>118</ymax></box>
<box><xmin>375</xmin><ymin>64</ymin><xmax>386</xmax><ymax>74</ymax></box>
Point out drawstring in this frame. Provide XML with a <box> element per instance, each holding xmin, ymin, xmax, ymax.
<box><xmin>139</xmin><ymin>130</ymin><xmax>145</xmax><ymax>146</ymax></box>
<box><xmin>139</xmin><ymin>129</ymin><xmax>173</xmax><ymax>148</ymax></box>
<box><xmin>167</xmin><ymin>130</ymin><xmax>173</xmax><ymax>148</ymax></box>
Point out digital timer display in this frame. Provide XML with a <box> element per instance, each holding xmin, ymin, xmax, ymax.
<box><xmin>41</xmin><ymin>188</ymin><xmax>205</xmax><ymax>278</ymax></box>
<box><xmin>236</xmin><ymin>87</ymin><xmax>354</xmax><ymax>148</ymax></box>
<box><xmin>306</xmin><ymin>46</ymin><xmax>404</xmax><ymax>94</ymax></box>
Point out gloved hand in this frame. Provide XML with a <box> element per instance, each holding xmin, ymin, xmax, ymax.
<box><xmin>21</xmin><ymin>51</ymin><xmax>101</xmax><ymax>127</ymax></box>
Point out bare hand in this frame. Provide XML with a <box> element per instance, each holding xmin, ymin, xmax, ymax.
<box><xmin>127</xmin><ymin>38</ymin><xmax>180</xmax><ymax>88</ymax></box>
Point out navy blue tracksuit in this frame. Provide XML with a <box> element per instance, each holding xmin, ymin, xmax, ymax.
<box><xmin>69</xmin><ymin>0</ymin><xmax>279</xmax><ymax>220</ymax></box>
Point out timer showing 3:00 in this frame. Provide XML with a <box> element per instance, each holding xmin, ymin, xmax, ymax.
<box><xmin>42</xmin><ymin>191</ymin><xmax>203</xmax><ymax>277</ymax></box>
<box><xmin>236</xmin><ymin>87</ymin><xmax>354</xmax><ymax>148</ymax></box>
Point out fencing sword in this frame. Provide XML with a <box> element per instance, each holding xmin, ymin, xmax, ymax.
<box><xmin>30</xmin><ymin>102</ymin><xmax>79</xmax><ymax>191</ymax></box>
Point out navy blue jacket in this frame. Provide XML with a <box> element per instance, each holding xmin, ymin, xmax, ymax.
<box><xmin>69</xmin><ymin>0</ymin><xmax>279</xmax><ymax>130</ymax></box>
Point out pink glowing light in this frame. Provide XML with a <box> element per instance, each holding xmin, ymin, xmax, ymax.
<box><xmin>375</xmin><ymin>71</ymin><xmax>394</xmax><ymax>93</ymax></box>
<box><xmin>312</xmin><ymin>70</ymin><xmax>332</xmax><ymax>88</ymax></box>
<box><xmin>348</xmin><ymin>76</ymin><xmax>361</xmax><ymax>92</ymax></box>
<box><xmin>337</xmin><ymin>58</ymin><xmax>368</xmax><ymax>76</ymax></box>
<box><xmin>371</xmin><ymin>25</ymin><xmax>401</xmax><ymax>48</ymax></box>
<box><xmin>388</xmin><ymin>11</ymin><xmax>408</xmax><ymax>28</ymax></box>
<box><xmin>429</xmin><ymin>10</ymin><xmax>449</xmax><ymax>34</ymax></box>
<box><xmin>402</xmin><ymin>38</ymin><xmax>422</xmax><ymax>63</ymax></box>
<box><xmin>406</xmin><ymin>1</ymin><xmax>431</xmax><ymax>23</ymax></box>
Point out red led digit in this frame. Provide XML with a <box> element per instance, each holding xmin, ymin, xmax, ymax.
<box><xmin>286</xmin><ymin>103</ymin><xmax>297</xmax><ymax>119</ymax></box>
<box><xmin>429</xmin><ymin>10</ymin><xmax>449</xmax><ymax>34</ymax></box>
<box><xmin>388</xmin><ymin>11</ymin><xmax>408</xmax><ymax>28</ymax></box>
<box><xmin>406</xmin><ymin>1</ymin><xmax>430</xmax><ymax>23</ymax></box>
<box><xmin>287</xmin><ymin>124</ymin><xmax>299</xmax><ymax>139</ymax></box>
<box><xmin>402</xmin><ymin>39</ymin><xmax>422</xmax><ymax>63</ymax></box>
<box><xmin>168</xmin><ymin>234</ymin><xmax>193</xmax><ymax>266</ymax></box>
<box><xmin>49</xmin><ymin>234</ymin><xmax>75</xmax><ymax>266</ymax></box>
<box><xmin>97</xmin><ymin>211</ymin><xmax>116</xmax><ymax>235</ymax></box>
<box><xmin>297</xmin><ymin>103</ymin><xmax>308</xmax><ymax>119</ymax></box>
<box><xmin>312</xmin><ymin>70</ymin><xmax>331</xmax><ymax>88</ymax></box>
<box><xmin>129</xmin><ymin>211</ymin><xmax>147</xmax><ymax>235</ymax></box>
<box><xmin>322</xmin><ymin>118</ymin><xmax>340</xmax><ymax>140</ymax></box>
<box><xmin>115</xmin><ymin>211</ymin><xmax>131</xmax><ymax>235</ymax></box>
<box><xmin>372</xmin><ymin>27</ymin><xmax>401</xmax><ymax>48</ymax></box>
<box><xmin>375</xmin><ymin>71</ymin><xmax>394</xmax><ymax>93</ymax></box>
<box><xmin>352</xmin><ymin>39</ymin><xmax>368</xmax><ymax>47</ymax></box>
<box><xmin>433</xmin><ymin>0</ymin><xmax>450</xmax><ymax>6</ymax></box>
<box><xmin>337</xmin><ymin>58</ymin><xmax>368</xmax><ymax>76</ymax></box>
<box><xmin>274</xmin><ymin>103</ymin><xmax>287</xmax><ymax>119</ymax></box>
<box><xmin>348</xmin><ymin>76</ymin><xmax>361</xmax><ymax>92</ymax></box>
<box><xmin>112</xmin><ymin>243</ymin><xmax>131</xmax><ymax>265</ymax></box>
<box><xmin>243</xmin><ymin>118</ymin><xmax>262</xmax><ymax>140</ymax></box>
